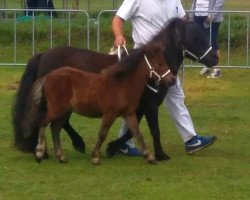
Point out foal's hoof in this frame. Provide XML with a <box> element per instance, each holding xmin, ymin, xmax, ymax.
<box><xmin>36</xmin><ymin>157</ymin><xmax>42</xmax><ymax>163</ymax></box>
<box><xmin>72</xmin><ymin>138</ymin><xmax>86</xmax><ymax>154</ymax></box>
<box><xmin>92</xmin><ymin>157</ymin><xmax>100</xmax><ymax>165</ymax></box>
<box><xmin>155</xmin><ymin>153</ymin><xmax>170</xmax><ymax>161</ymax></box>
<box><xmin>147</xmin><ymin>154</ymin><xmax>157</xmax><ymax>164</ymax></box>
<box><xmin>59</xmin><ymin>159</ymin><xmax>68</xmax><ymax>164</ymax></box>
<box><xmin>59</xmin><ymin>156</ymin><xmax>67</xmax><ymax>164</ymax></box>
<box><xmin>44</xmin><ymin>151</ymin><xmax>49</xmax><ymax>159</ymax></box>
<box><xmin>106</xmin><ymin>142</ymin><xmax>117</xmax><ymax>158</ymax></box>
<box><xmin>35</xmin><ymin>152</ymin><xmax>46</xmax><ymax>163</ymax></box>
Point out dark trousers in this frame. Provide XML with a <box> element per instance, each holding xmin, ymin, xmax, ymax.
<box><xmin>194</xmin><ymin>16</ymin><xmax>221</xmax><ymax>50</ymax></box>
<box><xmin>25</xmin><ymin>0</ymin><xmax>57</xmax><ymax>16</ymax></box>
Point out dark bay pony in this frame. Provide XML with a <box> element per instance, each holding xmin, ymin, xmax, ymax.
<box><xmin>22</xmin><ymin>48</ymin><xmax>175</xmax><ymax>164</ymax></box>
<box><xmin>13</xmin><ymin>18</ymin><xmax>218</xmax><ymax>160</ymax></box>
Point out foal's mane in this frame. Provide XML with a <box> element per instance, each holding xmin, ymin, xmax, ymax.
<box><xmin>101</xmin><ymin>48</ymin><xmax>146</xmax><ymax>80</ymax></box>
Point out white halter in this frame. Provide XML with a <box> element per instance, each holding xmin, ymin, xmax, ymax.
<box><xmin>116</xmin><ymin>45</ymin><xmax>171</xmax><ymax>93</ymax></box>
<box><xmin>183</xmin><ymin>46</ymin><xmax>212</xmax><ymax>61</ymax></box>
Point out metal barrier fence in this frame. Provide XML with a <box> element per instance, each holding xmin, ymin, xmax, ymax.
<box><xmin>0</xmin><ymin>8</ymin><xmax>89</xmax><ymax>65</ymax></box>
<box><xmin>97</xmin><ymin>10</ymin><xmax>250</xmax><ymax>69</ymax></box>
<box><xmin>0</xmin><ymin>9</ymin><xmax>249</xmax><ymax>68</ymax></box>
<box><xmin>186</xmin><ymin>10</ymin><xmax>250</xmax><ymax>68</ymax></box>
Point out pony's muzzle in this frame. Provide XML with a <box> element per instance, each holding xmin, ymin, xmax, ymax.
<box><xmin>202</xmin><ymin>49</ymin><xmax>219</xmax><ymax>68</ymax></box>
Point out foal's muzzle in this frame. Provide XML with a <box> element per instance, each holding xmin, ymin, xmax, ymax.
<box><xmin>162</xmin><ymin>74</ymin><xmax>176</xmax><ymax>87</ymax></box>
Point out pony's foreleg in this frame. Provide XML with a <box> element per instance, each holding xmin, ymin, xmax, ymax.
<box><xmin>91</xmin><ymin>116</ymin><xmax>115</xmax><ymax>165</ymax></box>
<box><xmin>106</xmin><ymin>106</ymin><xmax>145</xmax><ymax>157</ymax></box>
<box><xmin>63</xmin><ymin>117</ymin><xmax>86</xmax><ymax>154</ymax></box>
<box><xmin>35</xmin><ymin>127</ymin><xmax>47</xmax><ymax>163</ymax></box>
<box><xmin>50</xmin><ymin>120</ymin><xmax>67</xmax><ymax>163</ymax></box>
<box><xmin>125</xmin><ymin>114</ymin><xmax>155</xmax><ymax>164</ymax></box>
<box><xmin>145</xmin><ymin>106</ymin><xmax>170</xmax><ymax>161</ymax></box>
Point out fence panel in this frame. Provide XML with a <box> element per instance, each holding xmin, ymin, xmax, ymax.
<box><xmin>186</xmin><ymin>10</ymin><xmax>250</xmax><ymax>68</ymax></box>
<box><xmin>0</xmin><ymin>8</ymin><xmax>89</xmax><ymax>65</ymax></box>
<box><xmin>0</xmin><ymin>9</ymin><xmax>249</xmax><ymax>68</ymax></box>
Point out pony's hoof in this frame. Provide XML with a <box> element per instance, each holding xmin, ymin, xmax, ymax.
<box><xmin>35</xmin><ymin>152</ymin><xmax>45</xmax><ymax>163</ymax></box>
<box><xmin>72</xmin><ymin>138</ymin><xmax>86</xmax><ymax>154</ymax></box>
<box><xmin>59</xmin><ymin>156</ymin><xmax>67</xmax><ymax>164</ymax></box>
<box><xmin>155</xmin><ymin>153</ymin><xmax>170</xmax><ymax>161</ymax></box>
<box><xmin>59</xmin><ymin>159</ymin><xmax>68</xmax><ymax>164</ymax></box>
<box><xmin>148</xmin><ymin>159</ymin><xmax>157</xmax><ymax>164</ymax></box>
<box><xmin>44</xmin><ymin>152</ymin><xmax>49</xmax><ymax>159</ymax></box>
<box><xmin>147</xmin><ymin>154</ymin><xmax>157</xmax><ymax>164</ymax></box>
<box><xmin>92</xmin><ymin>157</ymin><xmax>100</xmax><ymax>165</ymax></box>
<box><xmin>106</xmin><ymin>142</ymin><xmax>117</xmax><ymax>158</ymax></box>
<box><xmin>36</xmin><ymin>157</ymin><xmax>42</xmax><ymax>163</ymax></box>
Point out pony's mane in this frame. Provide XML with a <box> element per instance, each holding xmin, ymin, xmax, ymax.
<box><xmin>145</xmin><ymin>18</ymin><xmax>186</xmax><ymax>74</ymax></box>
<box><xmin>102</xmin><ymin>18</ymin><xmax>187</xmax><ymax>79</ymax></box>
<box><xmin>149</xmin><ymin>18</ymin><xmax>185</xmax><ymax>48</ymax></box>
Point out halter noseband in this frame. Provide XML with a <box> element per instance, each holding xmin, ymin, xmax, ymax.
<box><xmin>183</xmin><ymin>46</ymin><xmax>212</xmax><ymax>62</ymax></box>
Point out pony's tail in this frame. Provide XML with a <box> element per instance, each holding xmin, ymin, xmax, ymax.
<box><xmin>22</xmin><ymin>78</ymin><xmax>46</xmax><ymax>141</ymax></box>
<box><xmin>12</xmin><ymin>53</ymin><xmax>43</xmax><ymax>152</ymax></box>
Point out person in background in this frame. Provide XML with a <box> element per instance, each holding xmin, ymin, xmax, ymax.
<box><xmin>25</xmin><ymin>0</ymin><xmax>57</xmax><ymax>17</ymax></box>
<box><xmin>191</xmin><ymin>0</ymin><xmax>224</xmax><ymax>78</ymax></box>
<box><xmin>112</xmin><ymin>0</ymin><xmax>217</xmax><ymax>156</ymax></box>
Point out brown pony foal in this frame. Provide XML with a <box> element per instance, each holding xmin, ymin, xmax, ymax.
<box><xmin>22</xmin><ymin>48</ymin><xmax>175</xmax><ymax>165</ymax></box>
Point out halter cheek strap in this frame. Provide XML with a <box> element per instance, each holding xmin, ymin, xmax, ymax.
<box><xmin>144</xmin><ymin>55</ymin><xmax>171</xmax><ymax>93</ymax></box>
<box><xmin>183</xmin><ymin>46</ymin><xmax>212</xmax><ymax>62</ymax></box>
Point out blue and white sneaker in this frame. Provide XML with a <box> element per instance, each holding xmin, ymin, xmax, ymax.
<box><xmin>185</xmin><ymin>135</ymin><xmax>217</xmax><ymax>154</ymax></box>
<box><xmin>119</xmin><ymin>140</ymin><xmax>141</xmax><ymax>156</ymax></box>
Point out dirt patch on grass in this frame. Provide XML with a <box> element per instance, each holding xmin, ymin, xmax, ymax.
<box><xmin>5</xmin><ymin>81</ymin><xmax>20</xmax><ymax>91</ymax></box>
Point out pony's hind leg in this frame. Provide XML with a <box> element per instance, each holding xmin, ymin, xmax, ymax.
<box><xmin>35</xmin><ymin>127</ymin><xmax>47</xmax><ymax>163</ymax></box>
<box><xmin>50</xmin><ymin>120</ymin><xmax>67</xmax><ymax>163</ymax></box>
<box><xmin>92</xmin><ymin>115</ymin><xmax>115</xmax><ymax>165</ymax></box>
<box><xmin>125</xmin><ymin>114</ymin><xmax>155</xmax><ymax>164</ymax></box>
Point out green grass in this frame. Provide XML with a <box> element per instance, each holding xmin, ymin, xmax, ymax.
<box><xmin>0</xmin><ymin>66</ymin><xmax>249</xmax><ymax>199</ymax></box>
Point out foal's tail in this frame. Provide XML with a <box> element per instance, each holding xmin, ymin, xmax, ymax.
<box><xmin>21</xmin><ymin>78</ymin><xmax>46</xmax><ymax>142</ymax></box>
<box><xmin>12</xmin><ymin>53</ymin><xmax>43</xmax><ymax>152</ymax></box>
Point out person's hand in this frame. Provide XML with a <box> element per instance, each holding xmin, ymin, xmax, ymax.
<box><xmin>206</xmin><ymin>16</ymin><xmax>214</xmax><ymax>23</ymax></box>
<box><xmin>114</xmin><ymin>35</ymin><xmax>126</xmax><ymax>47</ymax></box>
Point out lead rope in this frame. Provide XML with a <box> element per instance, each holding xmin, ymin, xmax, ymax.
<box><xmin>117</xmin><ymin>45</ymin><xmax>129</xmax><ymax>60</ymax></box>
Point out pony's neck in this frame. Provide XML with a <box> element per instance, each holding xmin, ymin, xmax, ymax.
<box><xmin>164</xmin><ymin>47</ymin><xmax>183</xmax><ymax>75</ymax></box>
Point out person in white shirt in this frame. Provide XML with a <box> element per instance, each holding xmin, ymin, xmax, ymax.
<box><xmin>191</xmin><ymin>0</ymin><xmax>224</xmax><ymax>78</ymax></box>
<box><xmin>112</xmin><ymin>0</ymin><xmax>217</xmax><ymax>156</ymax></box>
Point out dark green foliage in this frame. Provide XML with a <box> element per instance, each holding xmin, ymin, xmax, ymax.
<box><xmin>219</xmin><ymin>15</ymin><xmax>249</xmax><ymax>48</ymax></box>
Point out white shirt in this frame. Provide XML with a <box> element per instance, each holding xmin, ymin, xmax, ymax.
<box><xmin>116</xmin><ymin>0</ymin><xmax>186</xmax><ymax>47</ymax></box>
<box><xmin>194</xmin><ymin>0</ymin><xmax>210</xmax><ymax>16</ymax></box>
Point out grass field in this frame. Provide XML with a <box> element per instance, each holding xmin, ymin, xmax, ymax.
<box><xmin>0</xmin><ymin>1</ymin><xmax>250</xmax><ymax>199</ymax></box>
<box><xmin>0</xmin><ymin>66</ymin><xmax>249</xmax><ymax>199</ymax></box>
